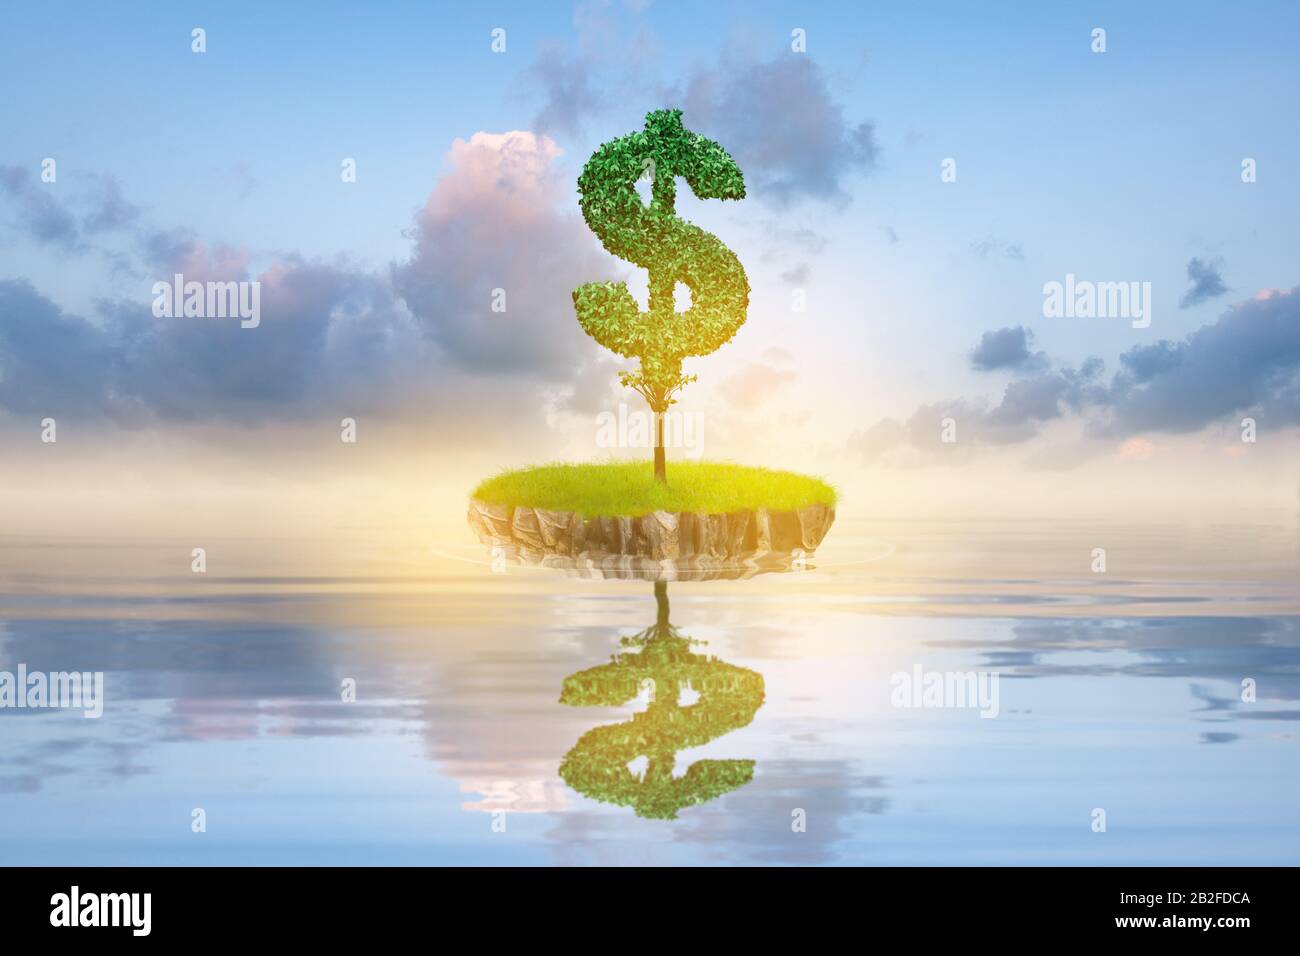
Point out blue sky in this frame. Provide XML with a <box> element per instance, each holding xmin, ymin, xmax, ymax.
<box><xmin>1</xmin><ymin>1</ymin><xmax>1298</xmax><ymax>517</ymax></box>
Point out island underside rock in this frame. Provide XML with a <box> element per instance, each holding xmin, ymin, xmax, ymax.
<box><xmin>468</xmin><ymin>499</ymin><xmax>835</xmax><ymax>562</ymax></box>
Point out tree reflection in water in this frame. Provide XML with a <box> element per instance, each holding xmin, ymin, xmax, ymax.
<box><xmin>558</xmin><ymin>580</ymin><xmax>765</xmax><ymax>819</ymax></box>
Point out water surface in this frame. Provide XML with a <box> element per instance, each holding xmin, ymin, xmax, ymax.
<box><xmin>1</xmin><ymin>516</ymin><xmax>1297</xmax><ymax>865</ymax></box>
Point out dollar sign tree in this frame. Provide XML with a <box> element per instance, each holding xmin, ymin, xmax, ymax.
<box><xmin>573</xmin><ymin>109</ymin><xmax>750</xmax><ymax>483</ymax></box>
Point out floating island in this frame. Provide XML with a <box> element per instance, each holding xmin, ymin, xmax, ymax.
<box><xmin>468</xmin><ymin>461</ymin><xmax>836</xmax><ymax>577</ymax></box>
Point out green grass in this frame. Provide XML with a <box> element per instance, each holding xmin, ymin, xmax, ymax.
<box><xmin>472</xmin><ymin>460</ymin><xmax>837</xmax><ymax>518</ymax></box>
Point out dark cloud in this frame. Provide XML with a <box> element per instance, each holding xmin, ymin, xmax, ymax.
<box><xmin>0</xmin><ymin>134</ymin><xmax>618</xmax><ymax>428</ymax></box>
<box><xmin>1179</xmin><ymin>256</ymin><xmax>1228</xmax><ymax>309</ymax></box>
<box><xmin>993</xmin><ymin>372</ymin><xmax>1076</xmax><ymax>424</ymax></box>
<box><xmin>517</xmin><ymin>2</ymin><xmax>657</xmax><ymax>143</ymax></box>
<box><xmin>671</xmin><ymin>56</ymin><xmax>878</xmax><ymax>206</ymax></box>
<box><xmin>81</xmin><ymin>176</ymin><xmax>141</xmax><ymax>234</ymax></box>
<box><xmin>1100</xmin><ymin>286</ymin><xmax>1300</xmax><ymax>433</ymax></box>
<box><xmin>0</xmin><ymin>165</ymin><xmax>79</xmax><ymax>249</ymax></box>
<box><xmin>969</xmin><ymin>326</ymin><xmax>1046</xmax><ymax>372</ymax></box>
<box><xmin>0</xmin><ymin>167</ymin><xmax>140</xmax><ymax>250</ymax></box>
<box><xmin>1117</xmin><ymin>339</ymin><xmax>1182</xmax><ymax>381</ymax></box>
<box><xmin>0</xmin><ymin>261</ymin><xmax>423</xmax><ymax>425</ymax></box>
<box><xmin>856</xmin><ymin>286</ymin><xmax>1300</xmax><ymax>463</ymax></box>
<box><xmin>0</xmin><ymin>280</ymin><xmax>120</xmax><ymax>415</ymax></box>
<box><xmin>524</xmin><ymin>44</ymin><xmax>603</xmax><ymax>139</ymax></box>
<box><xmin>139</xmin><ymin>227</ymin><xmax>200</xmax><ymax>271</ymax></box>
<box><xmin>519</xmin><ymin>36</ymin><xmax>877</xmax><ymax>205</ymax></box>
<box><xmin>905</xmin><ymin>377</ymin><xmax>1067</xmax><ymax>450</ymax></box>
<box><xmin>120</xmin><ymin>259</ymin><xmax>419</xmax><ymax>423</ymax></box>
<box><xmin>853</xmin><ymin>358</ymin><xmax>1107</xmax><ymax>460</ymax></box>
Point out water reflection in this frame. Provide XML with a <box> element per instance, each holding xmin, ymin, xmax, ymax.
<box><xmin>559</xmin><ymin>581</ymin><xmax>764</xmax><ymax>819</ymax></box>
<box><xmin>3</xmin><ymin>515</ymin><xmax>1300</xmax><ymax>863</ymax></box>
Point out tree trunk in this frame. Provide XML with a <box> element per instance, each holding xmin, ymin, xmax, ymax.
<box><xmin>653</xmin><ymin>411</ymin><xmax>667</xmax><ymax>484</ymax></box>
<box><xmin>654</xmin><ymin>579</ymin><xmax>669</xmax><ymax>629</ymax></box>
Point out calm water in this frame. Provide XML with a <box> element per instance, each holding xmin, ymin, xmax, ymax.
<box><xmin>1</xmin><ymin>515</ymin><xmax>1297</xmax><ymax>865</ymax></box>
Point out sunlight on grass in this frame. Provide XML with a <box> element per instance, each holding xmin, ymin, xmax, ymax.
<box><xmin>472</xmin><ymin>460</ymin><xmax>837</xmax><ymax>517</ymax></box>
